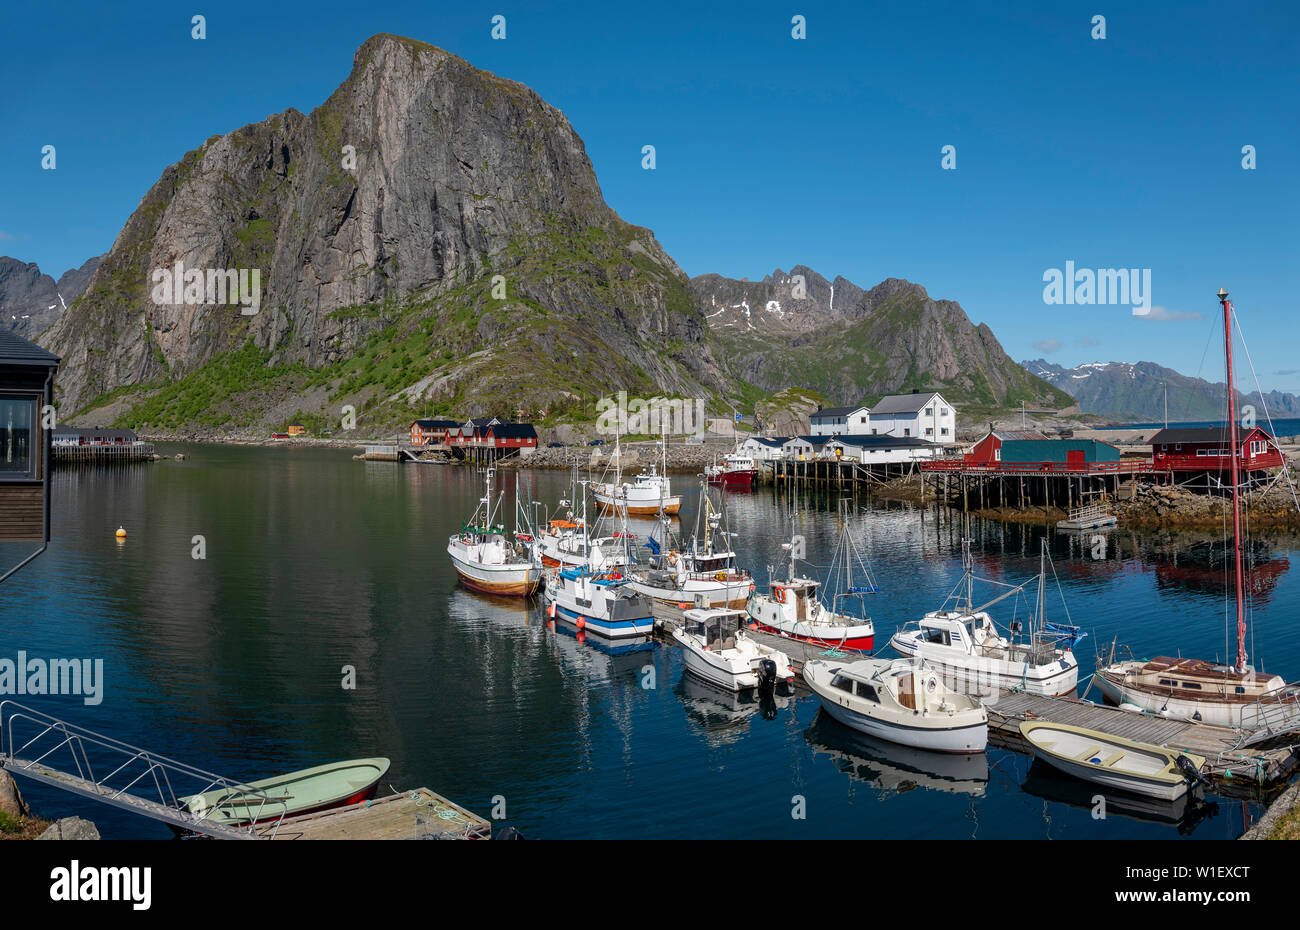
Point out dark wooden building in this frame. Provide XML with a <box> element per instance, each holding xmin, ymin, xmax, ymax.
<box><xmin>0</xmin><ymin>331</ymin><xmax>58</xmax><ymax>551</ymax></box>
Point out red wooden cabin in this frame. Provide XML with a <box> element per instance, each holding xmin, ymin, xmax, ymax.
<box><xmin>1149</xmin><ymin>426</ymin><xmax>1283</xmax><ymax>473</ymax></box>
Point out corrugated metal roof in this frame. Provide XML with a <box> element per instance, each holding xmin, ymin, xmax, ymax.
<box><xmin>829</xmin><ymin>435</ymin><xmax>937</xmax><ymax>448</ymax></box>
<box><xmin>1000</xmin><ymin>438</ymin><xmax>1121</xmax><ymax>463</ymax></box>
<box><xmin>1150</xmin><ymin>426</ymin><xmax>1270</xmax><ymax>444</ymax></box>
<box><xmin>412</xmin><ymin>418</ymin><xmax>460</xmax><ymax>428</ymax></box>
<box><xmin>749</xmin><ymin>437</ymin><xmax>788</xmax><ymax>447</ymax></box>
<box><xmin>869</xmin><ymin>391</ymin><xmax>942</xmax><ymax>414</ymax></box>
<box><xmin>0</xmin><ymin>330</ymin><xmax>60</xmax><ymax>367</ymax></box>
<box><xmin>991</xmin><ymin>429</ymin><xmax>1047</xmax><ymax>441</ymax></box>
<box><xmin>812</xmin><ymin>405</ymin><xmax>868</xmax><ymax>418</ymax></box>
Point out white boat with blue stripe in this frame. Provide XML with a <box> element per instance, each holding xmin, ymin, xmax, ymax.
<box><xmin>544</xmin><ymin>566</ymin><xmax>655</xmax><ymax>639</ymax></box>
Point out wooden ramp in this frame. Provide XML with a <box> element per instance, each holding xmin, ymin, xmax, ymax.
<box><xmin>988</xmin><ymin>691</ymin><xmax>1298</xmax><ymax>786</ymax></box>
<box><xmin>258</xmin><ymin>788</ymin><xmax>491</xmax><ymax>840</ymax></box>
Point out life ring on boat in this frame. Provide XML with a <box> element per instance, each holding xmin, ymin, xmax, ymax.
<box><xmin>668</xmin><ymin>552</ymin><xmax>678</xmax><ymax>566</ymax></box>
<box><xmin>926</xmin><ymin>677</ymin><xmax>937</xmax><ymax>694</ymax></box>
<box><xmin>747</xmin><ymin>583</ymin><xmax>756</xmax><ymax>596</ymax></box>
<box><xmin>773</xmin><ymin>586</ymin><xmax>786</xmax><ymax>604</ymax></box>
<box><xmin>714</xmin><ymin>572</ymin><xmax>727</xmax><ymax>583</ymax></box>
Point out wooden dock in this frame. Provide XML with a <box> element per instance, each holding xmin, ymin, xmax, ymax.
<box><xmin>52</xmin><ymin>443</ymin><xmax>156</xmax><ymax>464</ymax></box>
<box><xmin>988</xmin><ymin>690</ymin><xmax>1299</xmax><ymax>787</ymax></box>
<box><xmin>257</xmin><ymin>788</ymin><xmax>492</xmax><ymax>840</ymax></box>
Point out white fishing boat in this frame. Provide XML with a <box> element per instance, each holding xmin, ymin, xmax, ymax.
<box><xmin>1019</xmin><ymin>721</ymin><xmax>1207</xmax><ymax>801</ymax></box>
<box><xmin>889</xmin><ymin>540</ymin><xmax>1084</xmax><ymax>698</ymax></box>
<box><xmin>447</xmin><ymin>469</ymin><xmax>540</xmax><ymax>597</ymax></box>
<box><xmin>592</xmin><ymin>435</ymin><xmax>681</xmax><ymax>516</ymax></box>
<box><xmin>803</xmin><ymin>657</ymin><xmax>988</xmax><ymax>753</ymax></box>
<box><xmin>543</xmin><ymin>565</ymin><xmax>655</xmax><ymax>639</ymax></box>
<box><xmin>533</xmin><ymin>470</ymin><xmax>635</xmax><ymax>573</ymax></box>
<box><xmin>1092</xmin><ymin>288</ymin><xmax>1299</xmax><ymax>732</ymax></box>
<box><xmin>671</xmin><ymin>607</ymin><xmax>795</xmax><ymax>691</ymax></box>
<box><xmin>629</xmin><ymin>485</ymin><xmax>753</xmax><ymax>608</ymax></box>
<box><xmin>747</xmin><ymin>506</ymin><xmax>876</xmax><ymax>651</ymax></box>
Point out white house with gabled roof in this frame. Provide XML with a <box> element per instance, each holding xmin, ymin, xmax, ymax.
<box><xmin>809</xmin><ymin>404</ymin><xmax>871</xmax><ymax>437</ymax></box>
<box><xmin>867</xmin><ymin>391</ymin><xmax>955</xmax><ymax>441</ymax></box>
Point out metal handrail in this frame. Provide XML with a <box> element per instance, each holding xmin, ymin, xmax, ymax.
<box><xmin>0</xmin><ymin>701</ymin><xmax>285</xmax><ymax>839</ymax></box>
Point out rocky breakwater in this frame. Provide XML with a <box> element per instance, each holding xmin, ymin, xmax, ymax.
<box><xmin>1115</xmin><ymin>480</ymin><xmax>1300</xmax><ymax>529</ymax></box>
<box><xmin>497</xmin><ymin>443</ymin><xmax>734</xmax><ymax>473</ymax></box>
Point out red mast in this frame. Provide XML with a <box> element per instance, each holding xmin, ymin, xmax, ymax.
<box><xmin>1219</xmin><ymin>287</ymin><xmax>1248</xmax><ymax>672</ymax></box>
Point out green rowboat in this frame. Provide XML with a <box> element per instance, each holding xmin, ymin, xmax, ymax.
<box><xmin>178</xmin><ymin>757</ymin><xmax>390</xmax><ymax>827</ymax></box>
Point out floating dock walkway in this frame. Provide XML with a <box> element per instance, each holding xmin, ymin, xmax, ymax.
<box><xmin>258</xmin><ymin>788</ymin><xmax>491</xmax><ymax>840</ymax></box>
<box><xmin>987</xmin><ymin>690</ymin><xmax>1298</xmax><ymax>787</ymax></box>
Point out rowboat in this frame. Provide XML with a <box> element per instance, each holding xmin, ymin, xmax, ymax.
<box><xmin>1018</xmin><ymin>721</ymin><xmax>1206</xmax><ymax>801</ymax></box>
<box><xmin>177</xmin><ymin>757</ymin><xmax>391</xmax><ymax>827</ymax></box>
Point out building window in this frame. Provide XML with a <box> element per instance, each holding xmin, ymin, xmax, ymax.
<box><xmin>0</xmin><ymin>394</ymin><xmax>37</xmax><ymax>479</ymax></box>
<box><xmin>941</xmin><ymin>427</ymin><xmax>949</xmax><ymax>435</ymax></box>
<box><xmin>903</xmin><ymin>428</ymin><xmax>910</xmax><ymax>436</ymax></box>
<box><xmin>995</xmin><ymin>448</ymin><xmax>1001</xmax><ymax>462</ymax></box>
<box><xmin>925</xmin><ymin>427</ymin><xmax>933</xmax><ymax>436</ymax></box>
<box><xmin>941</xmin><ymin>408</ymin><xmax>949</xmax><ymax>416</ymax></box>
<box><xmin>925</xmin><ymin>408</ymin><xmax>933</xmax><ymax>416</ymax></box>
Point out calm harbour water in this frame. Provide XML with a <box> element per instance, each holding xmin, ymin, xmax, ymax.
<box><xmin>3</xmin><ymin>444</ymin><xmax>1298</xmax><ymax>840</ymax></box>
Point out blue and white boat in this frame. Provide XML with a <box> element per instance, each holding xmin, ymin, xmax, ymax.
<box><xmin>544</xmin><ymin>566</ymin><xmax>655</xmax><ymax>639</ymax></box>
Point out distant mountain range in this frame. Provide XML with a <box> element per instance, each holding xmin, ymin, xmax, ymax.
<box><xmin>0</xmin><ymin>255</ymin><xmax>103</xmax><ymax>340</ymax></box>
<box><xmin>1022</xmin><ymin>358</ymin><xmax>1300</xmax><ymax>422</ymax></box>
<box><xmin>695</xmin><ymin>266</ymin><xmax>1073</xmax><ymax>414</ymax></box>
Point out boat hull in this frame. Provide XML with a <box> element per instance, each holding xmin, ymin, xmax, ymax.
<box><xmin>449</xmin><ymin>557</ymin><xmax>540</xmax><ymax>597</ymax></box>
<box><xmin>751</xmin><ymin>621</ymin><xmax>872</xmax><ymax>652</ymax></box>
<box><xmin>706</xmin><ymin>470</ymin><xmax>758</xmax><ymax>487</ymax></box>
<box><xmin>1020</xmin><ymin>722</ymin><xmax>1202</xmax><ymax>801</ymax></box>
<box><xmin>889</xmin><ymin>633</ymin><xmax>1078</xmax><ymax>698</ymax></box>
<box><xmin>817</xmin><ymin>691</ymin><xmax>987</xmax><ymax>753</ymax></box>
<box><xmin>550</xmin><ymin>602</ymin><xmax>653</xmax><ymax>638</ymax></box>
<box><xmin>177</xmin><ymin>758</ymin><xmax>390</xmax><ymax>828</ymax></box>
<box><xmin>594</xmin><ymin>496</ymin><xmax>682</xmax><ymax>516</ymax></box>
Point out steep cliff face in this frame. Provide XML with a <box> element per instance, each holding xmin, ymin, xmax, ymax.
<box><xmin>45</xmin><ymin>34</ymin><xmax>728</xmax><ymax>430</ymax></box>
<box><xmin>696</xmin><ymin>270</ymin><xmax>1072</xmax><ymax>412</ymax></box>
<box><xmin>0</xmin><ymin>255</ymin><xmax>102</xmax><ymax>340</ymax></box>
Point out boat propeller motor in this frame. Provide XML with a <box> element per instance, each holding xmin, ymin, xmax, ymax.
<box><xmin>758</xmin><ymin>658</ymin><xmax>778</xmax><ymax>689</ymax></box>
<box><xmin>1175</xmin><ymin>755</ymin><xmax>1210</xmax><ymax>786</ymax></box>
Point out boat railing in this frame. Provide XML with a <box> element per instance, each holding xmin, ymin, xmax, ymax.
<box><xmin>1237</xmin><ymin>683</ymin><xmax>1300</xmax><ymax>747</ymax></box>
<box><xmin>0</xmin><ymin>701</ymin><xmax>285</xmax><ymax>839</ymax></box>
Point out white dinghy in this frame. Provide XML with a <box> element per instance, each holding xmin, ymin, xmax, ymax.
<box><xmin>1019</xmin><ymin>721</ymin><xmax>1208</xmax><ymax>801</ymax></box>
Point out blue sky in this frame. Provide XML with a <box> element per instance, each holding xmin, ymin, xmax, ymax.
<box><xmin>3</xmin><ymin>1</ymin><xmax>1297</xmax><ymax>390</ymax></box>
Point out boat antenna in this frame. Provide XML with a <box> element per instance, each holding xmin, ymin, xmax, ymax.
<box><xmin>1220</xmin><ymin>287</ymin><xmax>1249</xmax><ymax>673</ymax></box>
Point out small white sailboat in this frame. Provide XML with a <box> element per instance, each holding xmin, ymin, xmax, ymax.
<box><xmin>671</xmin><ymin>607</ymin><xmax>795</xmax><ymax>691</ymax></box>
<box><xmin>1019</xmin><ymin>721</ymin><xmax>1208</xmax><ymax>801</ymax></box>
<box><xmin>747</xmin><ymin>506</ymin><xmax>876</xmax><ymax>651</ymax></box>
<box><xmin>803</xmin><ymin>657</ymin><xmax>988</xmax><ymax>753</ymax></box>
<box><xmin>447</xmin><ymin>469</ymin><xmax>540</xmax><ymax>596</ymax></box>
<box><xmin>889</xmin><ymin>539</ymin><xmax>1084</xmax><ymax>698</ymax></box>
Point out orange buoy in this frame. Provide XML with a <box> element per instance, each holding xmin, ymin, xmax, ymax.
<box><xmin>115</xmin><ymin>526</ymin><xmax>127</xmax><ymax>539</ymax></box>
<box><xmin>575</xmin><ymin>617</ymin><xmax>586</xmax><ymax>630</ymax></box>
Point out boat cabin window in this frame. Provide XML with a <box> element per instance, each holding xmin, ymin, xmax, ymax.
<box><xmin>1159</xmin><ymin>678</ymin><xmax>1175</xmax><ymax>686</ymax></box>
<box><xmin>854</xmin><ymin>682</ymin><xmax>879</xmax><ymax>702</ymax></box>
<box><xmin>1235</xmin><ymin>686</ymin><xmax>1246</xmax><ymax>694</ymax></box>
<box><xmin>1181</xmin><ymin>681</ymin><xmax>1202</xmax><ymax>690</ymax></box>
<box><xmin>922</xmin><ymin>628</ymin><xmax>951</xmax><ymax>646</ymax></box>
<box><xmin>830</xmin><ymin>674</ymin><xmax>854</xmax><ymax>694</ymax></box>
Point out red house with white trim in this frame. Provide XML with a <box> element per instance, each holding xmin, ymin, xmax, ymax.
<box><xmin>1149</xmin><ymin>426</ymin><xmax>1283</xmax><ymax>476</ymax></box>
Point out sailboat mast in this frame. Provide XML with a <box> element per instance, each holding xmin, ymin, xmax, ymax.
<box><xmin>1220</xmin><ymin>287</ymin><xmax>1248</xmax><ymax>672</ymax></box>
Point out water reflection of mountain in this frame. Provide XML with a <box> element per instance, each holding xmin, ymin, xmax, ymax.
<box><xmin>804</xmin><ymin>711</ymin><xmax>989</xmax><ymax>798</ymax></box>
<box><xmin>1021</xmin><ymin>761</ymin><xmax>1218</xmax><ymax>835</ymax></box>
<box><xmin>675</xmin><ymin>674</ymin><xmax>789</xmax><ymax>747</ymax></box>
